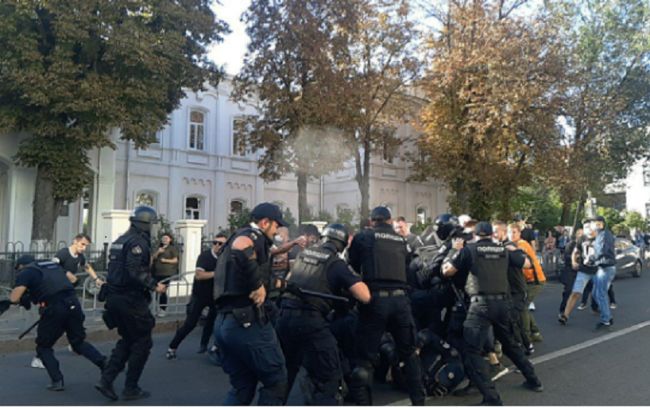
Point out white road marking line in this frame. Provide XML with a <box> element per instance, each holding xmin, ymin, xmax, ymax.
<box><xmin>387</xmin><ymin>320</ymin><xmax>650</xmax><ymax>406</ymax></box>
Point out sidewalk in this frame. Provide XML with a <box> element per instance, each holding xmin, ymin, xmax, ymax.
<box><xmin>0</xmin><ymin>305</ymin><xmax>187</xmax><ymax>354</ymax></box>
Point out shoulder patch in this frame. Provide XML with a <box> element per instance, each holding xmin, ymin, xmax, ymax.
<box><xmin>131</xmin><ymin>245</ymin><xmax>143</xmax><ymax>255</ymax></box>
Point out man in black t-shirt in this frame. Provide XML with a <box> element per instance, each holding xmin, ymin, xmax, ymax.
<box><xmin>166</xmin><ymin>233</ymin><xmax>227</xmax><ymax>358</ymax></box>
<box><xmin>53</xmin><ymin>234</ymin><xmax>103</xmax><ymax>287</ymax></box>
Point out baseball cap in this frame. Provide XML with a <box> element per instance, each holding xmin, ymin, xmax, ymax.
<box><xmin>371</xmin><ymin>206</ymin><xmax>392</xmax><ymax>221</ymax></box>
<box><xmin>251</xmin><ymin>203</ymin><xmax>288</xmax><ymax>227</ymax></box>
<box><xmin>15</xmin><ymin>255</ymin><xmax>35</xmax><ymax>269</ymax></box>
<box><xmin>475</xmin><ymin>222</ymin><xmax>493</xmax><ymax>237</ymax></box>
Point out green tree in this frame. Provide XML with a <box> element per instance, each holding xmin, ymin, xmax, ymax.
<box><xmin>228</xmin><ymin>208</ymin><xmax>252</xmax><ymax>233</ymax></box>
<box><xmin>0</xmin><ymin>0</ymin><xmax>229</xmax><ymax>241</ymax></box>
<box><xmin>233</xmin><ymin>0</ymin><xmax>355</xmax><ymax>223</ymax></box>
<box><xmin>624</xmin><ymin>211</ymin><xmax>646</xmax><ymax>231</ymax></box>
<box><xmin>543</xmin><ymin>0</ymin><xmax>650</xmax><ymax>224</ymax></box>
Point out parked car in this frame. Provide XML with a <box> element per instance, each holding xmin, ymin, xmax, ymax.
<box><xmin>615</xmin><ymin>237</ymin><xmax>643</xmax><ymax>278</ymax></box>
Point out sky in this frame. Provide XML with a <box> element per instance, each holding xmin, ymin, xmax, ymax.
<box><xmin>209</xmin><ymin>1</ymin><xmax>252</xmax><ymax>76</ymax></box>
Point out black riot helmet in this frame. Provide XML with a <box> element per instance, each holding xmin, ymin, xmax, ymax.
<box><xmin>434</xmin><ymin>213</ymin><xmax>459</xmax><ymax>241</ymax></box>
<box><xmin>129</xmin><ymin>205</ymin><xmax>158</xmax><ymax>233</ymax></box>
<box><xmin>321</xmin><ymin>223</ymin><xmax>350</xmax><ymax>253</ymax></box>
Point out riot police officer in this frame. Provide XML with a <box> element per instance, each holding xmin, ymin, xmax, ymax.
<box><xmin>95</xmin><ymin>205</ymin><xmax>166</xmax><ymax>401</ymax></box>
<box><xmin>347</xmin><ymin>206</ymin><xmax>426</xmax><ymax>405</ymax></box>
<box><xmin>276</xmin><ymin>223</ymin><xmax>371</xmax><ymax>405</ymax></box>
<box><xmin>442</xmin><ymin>222</ymin><xmax>543</xmax><ymax>405</ymax></box>
<box><xmin>9</xmin><ymin>255</ymin><xmax>106</xmax><ymax>391</ymax></box>
<box><xmin>213</xmin><ymin>202</ymin><xmax>289</xmax><ymax>405</ymax></box>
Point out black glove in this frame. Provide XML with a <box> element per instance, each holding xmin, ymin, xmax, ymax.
<box><xmin>0</xmin><ymin>299</ymin><xmax>11</xmax><ymax>316</ymax></box>
<box><xmin>19</xmin><ymin>293</ymin><xmax>31</xmax><ymax>310</ymax></box>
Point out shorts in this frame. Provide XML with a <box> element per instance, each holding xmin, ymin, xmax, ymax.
<box><xmin>572</xmin><ymin>272</ymin><xmax>593</xmax><ymax>294</ymax></box>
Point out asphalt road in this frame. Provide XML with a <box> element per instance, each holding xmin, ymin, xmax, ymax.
<box><xmin>1</xmin><ymin>269</ymin><xmax>649</xmax><ymax>406</ymax></box>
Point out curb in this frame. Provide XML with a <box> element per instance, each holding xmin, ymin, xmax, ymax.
<box><xmin>0</xmin><ymin>316</ymin><xmax>185</xmax><ymax>354</ymax></box>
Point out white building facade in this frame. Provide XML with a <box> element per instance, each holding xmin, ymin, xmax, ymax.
<box><xmin>0</xmin><ymin>79</ymin><xmax>448</xmax><ymax>250</ymax></box>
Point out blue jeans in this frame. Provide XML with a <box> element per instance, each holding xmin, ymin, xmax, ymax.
<box><xmin>593</xmin><ymin>266</ymin><xmax>616</xmax><ymax>323</ymax></box>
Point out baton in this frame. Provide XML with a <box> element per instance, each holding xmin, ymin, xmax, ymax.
<box><xmin>18</xmin><ymin>319</ymin><xmax>40</xmax><ymax>340</ymax></box>
<box><xmin>450</xmin><ymin>282</ymin><xmax>468</xmax><ymax>312</ymax></box>
<box><xmin>295</xmin><ymin>288</ymin><xmax>350</xmax><ymax>303</ymax></box>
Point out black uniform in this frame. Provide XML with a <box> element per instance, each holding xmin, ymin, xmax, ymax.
<box><xmin>168</xmin><ymin>248</ymin><xmax>218</xmax><ymax>351</ymax></box>
<box><xmin>213</xmin><ymin>225</ymin><xmax>287</xmax><ymax>405</ymax></box>
<box><xmin>276</xmin><ymin>242</ymin><xmax>362</xmax><ymax>405</ymax></box>
<box><xmin>500</xmin><ymin>239</ymin><xmax>529</xmax><ymax>349</ymax></box>
<box><xmin>348</xmin><ymin>222</ymin><xmax>425</xmax><ymax>405</ymax></box>
<box><xmin>15</xmin><ymin>261</ymin><xmax>105</xmax><ymax>387</ymax></box>
<box><xmin>100</xmin><ymin>226</ymin><xmax>157</xmax><ymax>395</ymax></box>
<box><xmin>54</xmin><ymin>247</ymin><xmax>87</xmax><ymax>284</ymax></box>
<box><xmin>449</xmin><ymin>238</ymin><xmax>542</xmax><ymax>404</ymax></box>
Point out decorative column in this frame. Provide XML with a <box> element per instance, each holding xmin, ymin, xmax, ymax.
<box><xmin>174</xmin><ymin>219</ymin><xmax>207</xmax><ymax>277</ymax></box>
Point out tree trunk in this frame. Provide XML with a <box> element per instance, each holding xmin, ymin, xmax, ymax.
<box><xmin>560</xmin><ymin>200</ymin><xmax>573</xmax><ymax>226</ymax></box>
<box><xmin>297</xmin><ymin>170</ymin><xmax>309</xmax><ymax>224</ymax></box>
<box><xmin>31</xmin><ymin>165</ymin><xmax>63</xmax><ymax>242</ymax></box>
<box><xmin>356</xmin><ymin>141</ymin><xmax>371</xmax><ymax>227</ymax></box>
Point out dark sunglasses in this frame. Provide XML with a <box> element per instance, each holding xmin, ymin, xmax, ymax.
<box><xmin>213</xmin><ymin>240</ymin><xmax>226</xmax><ymax>246</ymax></box>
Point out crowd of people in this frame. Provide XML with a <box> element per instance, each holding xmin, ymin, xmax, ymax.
<box><xmin>0</xmin><ymin>202</ymin><xmax>620</xmax><ymax>406</ymax></box>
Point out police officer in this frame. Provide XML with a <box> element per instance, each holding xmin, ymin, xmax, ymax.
<box><xmin>8</xmin><ymin>255</ymin><xmax>106</xmax><ymax>391</ymax></box>
<box><xmin>442</xmin><ymin>222</ymin><xmax>543</xmax><ymax>405</ymax></box>
<box><xmin>276</xmin><ymin>223</ymin><xmax>371</xmax><ymax>405</ymax></box>
<box><xmin>347</xmin><ymin>206</ymin><xmax>426</xmax><ymax>405</ymax></box>
<box><xmin>213</xmin><ymin>202</ymin><xmax>289</xmax><ymax>405</ymax></box>
<box><xmin>95</xmin><ymin>205</ymin><xmax>166</xmax><ymax>401</ymax></box>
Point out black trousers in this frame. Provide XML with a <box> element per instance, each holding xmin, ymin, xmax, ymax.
<box><xmin>355</xmin><ymin>293</ymin><xmax>425</xmax><ymax>405</ymax></box>
<box><xmin>36</xmin><ymin>296</ymin><xmax>105</xmax><ymax>383</ymax></box>
<box><xmin>463</xmin><ymin>299</ymin><xmax>539</xmax><ymax>404</ymax></box>
<box><xmin>276</xmin><ymin>309</ymin><xmax>343</xmax><ymax>405</ymax></box>
<box><xmin>410</xmin><ymin>284</ymin><xmax>455</xmax><ymax>336</ymax></box>
<box><xmin>101</xmin><ymin>293</ymin><xmax>155</xmax><ymax>390</ymax></box>
<box><xmin>559</xmin><ymin>268</ymin><xmax>577</xmax><ymax>313</ymax></box>
<box><xmin>169</xmin><ymin>295</ymin><xmax>216</xmax><ymax>350</ymax></box>
<box><xmin>509</xmin><ymin>293</ymin><xmax>529</xmax><ymax>348</ymax></box>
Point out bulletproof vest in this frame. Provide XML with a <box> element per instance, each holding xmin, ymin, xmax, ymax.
<box><xmin>107</xmin><ymin>228</ymin><xmax>149</xmax><ymax>290</ymax></box>
<box><xmin>287</xmin><ymin>243</ymin><xmax>338</xmax><ymax>313</ymax></box>
<box><xmin>365</xmin><ymin>225</ymin><xmax>408</xmax><ymax>283</ymax></box>
<box><xmin>465</xmin><ymin>241</ymin><xmax>509</xmax><ymax>296</ymax></box>
<box><xmin>214</xmin><ymin>226</ymin><xmax>269</xmax><ymax>304</ymax></box>
<box><xmin>28</xmin><ymin>261</ymin><xmax>74</xmax><ymax>303</ymax></box>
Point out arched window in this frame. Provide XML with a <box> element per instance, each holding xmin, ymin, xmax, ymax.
<box><xmin>416</xmin><ymin>206</ymin><xmax>427</xmax><ymax>225</ymax></box>
<box><xmin>188</xmin><ymin>110</ymin><xmax>205</xmax><ymax>151</ymax></box>
<box><xmin>185</xmin><ymin>196</ymin><xmax>203</xmax><ymax>220</ymax></box>
<box><xmin>230</xmin><ymin>199</ymin><xmax>245</xmax><ymax>216</ymax></box>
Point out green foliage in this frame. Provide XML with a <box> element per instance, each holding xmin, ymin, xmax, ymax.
<box><xmin>0</xmin><ymin>0</ymin><xmax>229</xmax><ymax>239</ymax></box>
<box><xmin>510</xmin><ymin>185</ymin><xmax>563</xmax><ymax>232</ymax></box>
<box><xmin>410</xmin><ymin>218</ymin><xmax>432</xmax><ymax>236</ymax></box>
<box><xmin>596</xmin><ymin>207</ymin><xmax>624</xmax><ymax>227</ymax></box>
<box><xmin>335</xmin><ymin>208</ymin><xmax>355</xmax><ymax>227</ymax></box>
<box><xmin>624</xmin><ymin>211</ymin><xmax>647</xmax><ymax>231</ymax></box>
<box><xmin>228</xmin><ymin>208</ymin><xmax>251</xmax><ymax>233</ymax></box>
<box><xmin>282</xmin><ymin>207</ymin><xmax>297</xmax><ymax>229</ymax></box>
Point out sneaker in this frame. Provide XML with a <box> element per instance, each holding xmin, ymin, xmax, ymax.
<box><xmin>528</xmin><ymin>302</ymin><xmax>536</xmax><ymax>311</ymax></box>
<box><xmin>577</xmin><ymin>303</ymin><xmax>587</xmax><ymax>311</ymax></box>
<box><xmin>157</xmin><ymin>310</ymin><xmax>167</xmax><ymax>318</ymax></box>
<box><xmin>525</xmin><ymin>344</ymin><xmax>535</xmax><ymax>356</ymax></box>
<box><xmin>94</xmin><ymin>379</ymin><xmax>118</xmax><ymax>401</ymax></box>
<box><xmin>47</xmin><ymin>379</ymin><xmax>65</xmax><ymax>391</ymax></box>
<box><xmin>558</xmin><ymin>313</ymin><xmax>568</xmax><ymax>325</ymax></box>
<box><xmin>531</xmin><ymin>332</ymin><xmax>543</xmax><ymax>343</ymax></box>
<box><xmin>165</xmin><ymin>348</ymin><xmax>177</xmax><ymax>360</ymax></box>
<box><xmin>122</xmin><ymin>387</ymin><xmax>151</xmax><ymax>401</ymax></box>
<box><xmin>595</xmin><ymin>321</ymin><xmax>612</xmax><ymax>331</ymax></box>
<box><xmin>31</xmin><ymin>357</ymin><xmax>45</xmax><ymax>369</ymax></box>
<box><xmin>610</xmin><ymin>303</ymin><xmax>617</xmax><ymax>310</ymax></box>
<box><xmin>522</xmin><ymin>379</ymin><xmax>544</xmax><ymax>392</ymax></box>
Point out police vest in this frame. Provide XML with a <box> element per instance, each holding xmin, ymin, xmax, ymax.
<box><xmin>465</xmin><ymin>241</ymin><xmax>509</xmax><ymax>296</ymax></box>
<box><xmin>107</xmin><ymin>229</ymin><xmax>150</xmax><ymax>291</ymax></box>
<box><xmin>286</xmin><ymin>243</ymin><xmax>338</xmax><ymax>314</ymax></box>
<box><xmin>27</xmin><ymin>261</ymin><xmax>74</xmax><ymax>303</ymax></box>
<box><xmin>365</xmin><ymin>227</ymin><xmax>408</xmax><ymax>283</ymax></box>
<box><xmin>214</xmin><ymin>226</ymin><xmax>270</xmax><ymax>304</ymax></box>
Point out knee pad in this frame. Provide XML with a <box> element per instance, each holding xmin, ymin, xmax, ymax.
<box><xmin>436</xmin><ymin>361</ymin><xmax>465</xmax><ymax>393</ymax></box>
<box><xmin>379</xmin><ymin>339</ymin><xmax>399</xmax><ymax>366</ymax></box>
<box><xmin>416</xmin><ymin>328</ymin><xmax>436</xmax><ymax>349</ymax></box>
<box><xmin>349</xmin><ymin>366</ymin><xmax>373</xmax><ymax>406</ymax></box>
